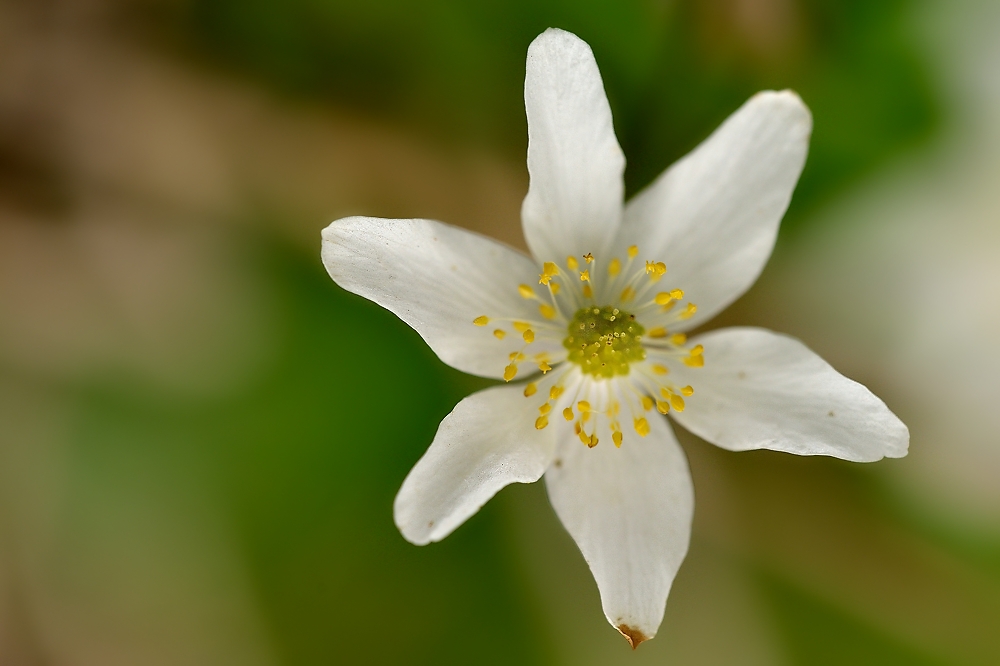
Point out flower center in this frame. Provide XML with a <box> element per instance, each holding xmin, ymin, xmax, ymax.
<box><xmin>564</xmin><ymin>306</ymin><xmax>645</xmax><ymax>378</ymax></box>
<box><xmin>471</xmin><ymin>245</ymin><xmax>705</xmax><ymax>448</ymax></box>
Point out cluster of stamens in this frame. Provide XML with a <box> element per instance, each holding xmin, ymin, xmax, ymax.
<box><xmin>472</xmin><ymin>245</ymin><xmax>704</xmax><ymax>450</ymax></box>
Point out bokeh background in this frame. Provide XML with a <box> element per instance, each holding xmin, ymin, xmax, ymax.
<box><xmin>1</xmin><ymin>0</ymin><xmax>999</xmax><ymax>663</ymax></box>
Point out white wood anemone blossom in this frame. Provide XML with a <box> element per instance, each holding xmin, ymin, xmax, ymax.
<box><xmin>321</xmin><ymin>28</ymin><xmax>908</xmax><ymax>648</ymax></box>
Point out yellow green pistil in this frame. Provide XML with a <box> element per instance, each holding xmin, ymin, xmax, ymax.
<box><xmin>564</xmin><ymin>306</ymin><xmax>645</xmax><ymax>378</ymax></box>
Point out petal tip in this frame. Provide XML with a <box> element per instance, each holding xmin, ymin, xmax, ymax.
<box><xmin>616</xmin><ymin>624</ymin><xmax>651</xmax><ymax>650</ymax></box>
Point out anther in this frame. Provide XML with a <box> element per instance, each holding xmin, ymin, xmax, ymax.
<box><xmin>634</xmin><ymin>417</ymin><xmax>650</xmax><ymax>437</ymax></box>
<box><xmin>512</xmin><ymin>321</ymin><xmax>531</xmax><ymax>332</ymax></box>
<box><xmin>518</xmin><ymin>284</ymin><xmax>535</xmax><ymax>299</ymax></box>
<box><xmin>566</xmin><ymin>256</ymin><xmax>579</xmax><ymax>271</ymax></box>
<box><xmin>582</xmin><ymin>284</ymin><xmax>593</xmax><ymax>299</ymax></box>
<box><xmin>473</xmin><ymin>316</ymin><xmax>490</xmax><ymax>326</ymax></box>
<box><xmin>539</xmin><ymin>403</ymin><xmax>552</xmax><ymax>415</ymax></box>
<box><xmin>627</xmin><ymin>245</ymin><xmax>638</xmax><ymax>258</ymax></box>
<box><xmin>523</xmin><ymin>329</ymin><xmax>535</xmax><ymax>343</ymax></box>
<box><xmin>683</xmin><ymin>353</ymin><xmax>704</xmax><ymax>368</ymax></box>
<box><xmin>509</xmin><ymin>352</ymin><xmax>525</xmax><ymax>361</ymax></box>
<box><xmin>680</xmin><ymin>303</ymin><xmax>698</xmax><ymax>319</ymax></box>
<box><xmin>613</xmin><ymin>430</ymin><xmax>623</xmax><ymax>448</ymax></box>
<box><xmin>608</xmin><ymin>258</ymin><xmax>621</xmax><ymax>276</ymax></box>
<box><xmin>538</xmin><ymin>361</ymin><xmax>552</xmax><ymax>373</ymax></box>
<box><xmin>579</xmin><ymin>270</ymin><xmax>590</xmax><ymax>282</ymax></box>
<box><xmin>549</xmin><ymin>386</ymin><xmax>564</xmax><ymax>400</ymax></box>
<box><xmin>671</xmin><ymin>333</ymin><xmax>686</xmax><ymax>345</ymax></box>
<box><xmin>535</xmin><ymin>415</ymin><xmax>549</xmax><ymax>430</ymax></box>
<box><xmin>539</xmin><ymin>262</ymin><xmax>559</xmax><ymax>285</ymax></box>
<box><xmin>670</xmin><ymin>394</ymin><xmax>685</xmax><ymax>411</ymax></box>
<box><xmin>655</xmin><ymin>292</ymin><xmax>673</xmax><ymax>306</ymax></box>
<box><xmin>503</xmin><ymin>364</ymin><xmax>518</xmax><ymax>382</ymax></box>
<box><xmin>583</xmin><ymin>253</ymin><xmax>594</xmax><ymax>264</ymax></box>
<box><xmin>550</xmin><ymin>282</ymin><xmax>561</xmax><ymax>295</ymax></box>
<box><xmin>620</xmin><ymin>286</ymin><xmax>636</xmax><ymax>302</ymax></box>
<box><xmin>524</xmin><ymin>382</ymin><xmax>538</xmax><ymax>397</ymax></box>
<box><xmin>651</xmin><ymin>364</ymin><xmax>669</xmax><ymax>375</ymax></box>
<box><xmin>656</xmin><ymin>400</ymin><xmax>670</xmax><ymax>414</ymax></box>
<box><xmin>648</xmin><ymin>327</ymin><xmax>667</xmax><ymax>338</ymax></box>
<box><xmin>641</xmin><ymin>396</ymin><xmax>654</xmax><ymax>411</ymax></box>
<box><xmin>577</xmin><ymin>400</ymin><xmax>591</xmax><ymax>412</ymax></box>
<box><xmin>494</xmin><ymin>329</ymin><xmax>506</xmax><ymax>339</ymax></box>
<box><xmin>539</xmin><ymin>304</ymin><xmax>556</xmax><ymax>319</ymax></box>
<box><xmin>681</xmin><ymin>386</ymin><xmax>694</xmax><ymax>396</ymax></box>
<box><xmin>563</xmin><ymin>407</ymin><xmax>574</xmax><ymax>421</ymax></box>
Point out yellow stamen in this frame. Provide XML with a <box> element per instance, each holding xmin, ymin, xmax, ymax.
<box><xmin>612</xmin><ymin>431</ymin><xmax>623</xmax><ymax>448</ymax></box>
<box><xmin>577</xmin><ymin>400</ymin><xmax>591</xmax><ymax>412</ymax></box>
<box><xmin>538</xmin><ymin>360</ymin><xmax>552</xmax><ymax>373</ymax></box>
<box><xmin>634</xmin><ymin>417</ymin><xmax>650</xmax><ymax>437</ymax></box>
<box><xmin>566</xmin><ymin>256</ymin><xmax>579</xmax><ymax>271</ymax></box>
<box><xmin>512</xmin><ymin>321</ymin><xmax>530</xmax><ymax>332</ymax></box>
<box><xmin>680</xmin><ymin>303</ymin><xmax>698</xmax><ymax>319</ymax></box>
<box><xmin>683</xmin><ymin>355</ymin><xmax>704</xmax><ymax>367</ymax></box>
<box><xmin>641</xmin><ymin>396</ymin><xmax>654</xmax><ymax>411</ymax></box>
<box><xmin>582</xmin><ymin>284</ymin><xmax>593</xmax><ymax>299</ymax></box>
<box><xmin>655</xmin><ymin>292</ymin><xmax>673</xmax><ymax>306</ymax></box>
<box><xmin>539</xmin><ymin>262</ymin><xmax>559</xmax><ymax>285</ymax></box>
<box><xmin>523</xmin><ymin>382</ymin><xmax>538</xmax><ymax>397</ymax></box>
<box><xmin>670</xmin><ymin>394</ymin><xmax>685</xmax><ymax>411</ymax></box>
<box><xmin>670</xmin><ymin>289</ymin><xmax>684</xmax><ymax>300</ymax></box>
<box><xmin>509</xmin><ymin>352</ymin><xmax>526</xmax><ymax>361</ymax></box>
<box><xmin>503</xmin><ymin>364</ymin><xmax>517</xmax><ymax>382</ymax></box>
<box><xmin>539</xmin><ymin>403</ymin><xmax>552</xmax><ymax>415</ymax></box>
<box><xmin>518</xmin><ymin>284</ymin><xmax>535</xmax><ymax>299</ymax></box>
<box><xmin>579</xmin><ymin>270</ymin><xmax>590</xmax><ymax>282</ymax></box>
<box><xmin>493</xmin><ymin>329</ymin><xmax>506</xmax><ymax>339</ymax></box>
<box><xmin>549</xmin><ymin>386</ymin><xmax>564</xmax><ymax>400</ymax></box>
<box><xmin>563</xmin><ymin>407</ymin><xmax>574</xmax><ymax>421</ymax></box>
<box><xmin>681</xmin><ymin>385</ymin><xmax>694</xmax><ymax>396</ymax></box>
<box><xmin>608</xmin><ymin>258</ymin><xmax>621</xmax><ymax>276</ymax></box>
<box><xmin>691</xmin><ymin>345</ymin><xmax>704</xmax><ymax>356</ymax></box>
<box><xmin>651</xmin><ymin>364</ymin><xmax>669</xmax><ymax>375</ymax></box>
<box><xmin>550</xmin><ymin>282</ymin><xmax>561</xmax><ymax>295</ymax></box>
<box><xmin>648</xmin><ymin>326</ymin><xmax>667</xmax><ymax>338</ymax></box>
<box><xmin>535</xmin><ymin>415</ymin><xmax>549</xmax><ymax>430</ymax></box>
<box><xmin>539</xmin><ymin>304</ymin><xmax>556</xmax><ymax>319</ymax></box>
<box><xmin>656</xmin><ymin>400</ymin><xmax>670</xmax><ymax>414</ymax></box>
<box><xmin>523</xmin><ymin>329</ymin><xmax>535</xmax><ymax>343</ymax></box>
<box><xmin>671</xmin><ymin>333</ymin><xmax>687</xmax><ymax>345</ymax></box>
<box><xmin>583</xmin><ymin>253</ymin><xmax>594</xmax><ymax>264</ymax></box>
<box><xmin>574</xmin><ymin>421</ymin><xmax>582</xmax><ymax>435</ymax></box>
<box><xmin>620</xmin><ymin>286</ymin><xmax>635</xmax><ymax>302</ymax></box>
<box><xmin>627</xmin><ymin>245</ymin><xmax>638</xmax><ymax>258</ymax></box>
<box><xmin>473</xmin><ymin>316</ymin><xmax>490</xmax><ymax>326</ymax></box>
<box><xmin>588</xmin><ymin>434</ymin><xmax>599</xmax><ymax>448</ymax></box>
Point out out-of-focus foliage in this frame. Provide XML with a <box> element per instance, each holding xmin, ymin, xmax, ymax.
<box><xmin>183</xmin><ymin>0</ymin><xmax>938</xmax><ymax>231</ymax></box>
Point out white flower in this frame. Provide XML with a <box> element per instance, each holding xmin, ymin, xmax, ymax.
<box><xmin>321</xmin><ymin>28</ymin><xmax>908</xmax><ymax>647</ymax></box>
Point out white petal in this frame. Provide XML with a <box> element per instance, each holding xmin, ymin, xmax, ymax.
<box><xmin>670</xmin><ymin>327</ymin><xmax>909</xmax><ymax>462</ymax></box>
<box><xmin>621</xmin><ymin>91</ymin><xmax>811</xmax><ymax>330</ymax></box>
<box><xmin>394</xmin><ymin>381</ymin><xmax>558</xmax><ymax>545</ymax></box>
<box><xmin>322</xmin><ymin>216</ymin><xmax>563</xmax><ymax>379</ymax></box>
<box><xmin>545</xmin><ymin>412</ymin><xmax>694</xmax><ymax>646</ymax></box>
<box><xmin>522</xmin><ymin>28</ymin><xmax>625</xmax><ymax>263</ymax></box>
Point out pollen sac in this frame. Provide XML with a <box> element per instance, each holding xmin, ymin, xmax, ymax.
<box><xmin>563</xmin><ymin>305</ymin><xmax>646</xmax><ymax>378</ymax></box>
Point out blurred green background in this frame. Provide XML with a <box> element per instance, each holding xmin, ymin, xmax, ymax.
<box><xmin>1</xmin><ymin>0</ymin><xmax>999</xmax><ymax>664</ymax></box>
